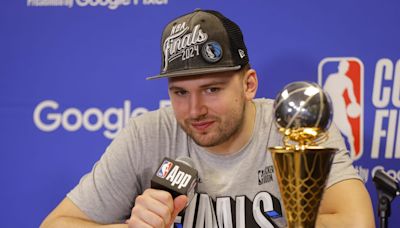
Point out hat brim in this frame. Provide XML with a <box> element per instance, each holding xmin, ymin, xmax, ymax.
<box><xmin>146</xmin><ymin>65</ymin><xmax>242</xmax><ymax>80</ymax></box>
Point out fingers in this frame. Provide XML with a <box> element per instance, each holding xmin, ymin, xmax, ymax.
<box><xmin>136</xmin><ymin>190</ymin><xmax>174</xmax><ymax>221</ymax></box>
<box><xmin>127</xmin><ymin>189</ymin><xmax>175</xmax><ymax>228</ymax></box>
<box><xmin>173</xmin><ymin>195</ymin><xmax>188</xmax><ymax>216</ymax></box>
<box><xmin>167</xmin><ymin>195</ymin><xmax>188</xmax><ymax>228</ymax></box>
<box><xmin>129</xmin><ymin>203</ymin><xmax>167</xmax><ymax>227</ymax></box>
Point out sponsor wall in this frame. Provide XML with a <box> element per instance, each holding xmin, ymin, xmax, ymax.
<box><xmin>1</xmin><ymin>1</ymin><xmax>399</xmax><ymax>227</ymax></box>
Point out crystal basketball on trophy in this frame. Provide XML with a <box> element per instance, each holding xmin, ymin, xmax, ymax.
<box><xmin>269</xmin><ymin>81</ymin><xmax>337</xmax><ymax>228</ymax></box>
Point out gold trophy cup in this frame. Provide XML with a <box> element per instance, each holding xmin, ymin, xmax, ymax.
<box><xmin>269</xmin><ymin>81</ymin><xmax>337</xmax><ymax>228</ymax></box>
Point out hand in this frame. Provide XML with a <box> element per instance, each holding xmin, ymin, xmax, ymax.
<box><xmin>127</xmin><ymin>189</ymin><xmax>188</xmax><ymax>228</ymax></box>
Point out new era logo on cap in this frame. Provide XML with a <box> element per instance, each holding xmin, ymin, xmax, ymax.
<box><xmin>147</xmin><ymin>9</ymin><xmax>249</xmax><ymax>80</ymax></box>
<box><xmin>238</xmin><ymin>49</ymin><xmax>246</xmax><ymax>59</ymax></box>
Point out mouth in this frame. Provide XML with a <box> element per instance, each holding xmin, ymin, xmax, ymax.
<box><xmin>191</xmin><ymin>120</ymin><xmax>215</xmax><ymax>132</ymax></box>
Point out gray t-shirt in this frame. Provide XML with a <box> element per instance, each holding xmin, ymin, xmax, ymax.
<box><xmin>67</xmin><ymin>98</ymin><xmax>361</xmax><ymax>227</ymax></box>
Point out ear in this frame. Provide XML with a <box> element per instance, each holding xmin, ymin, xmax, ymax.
<box><xmin>243</xmin><ymin>69</ymin><xmax>258</xmax><ymax>100</ymax></box>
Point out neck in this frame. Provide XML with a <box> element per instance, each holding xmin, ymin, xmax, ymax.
<box><xmin>205</xmin><ymin>100</ymin><xmax>256</xmax><ymax>155</ymax></box>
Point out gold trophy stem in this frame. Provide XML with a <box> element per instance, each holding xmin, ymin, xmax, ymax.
<box><xmin>269</xmin><ymin>146</ymin><xmax>336</xmax><ymax>228</ymax></box>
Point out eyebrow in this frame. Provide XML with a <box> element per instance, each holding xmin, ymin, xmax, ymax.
<box><xmin>199</xmin><ymin>80</ymin><xmax>229</xmax><ymax>88</ymax></box>
<box><xmin>168</xmin><ymin>79</ymin><xmax>230</xmax><ymax>91</ymax></box>
<box><xmin>168</xmin><ymin>86</ymin><xmax>185</xmax><ymax>91</ymax></box>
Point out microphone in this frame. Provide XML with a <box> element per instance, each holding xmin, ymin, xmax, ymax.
<box><xmin>373</xmin><ymin>169</ymin><xmax>400</xmax><ymax>197</ymax></box>
<box><xmin>373</xmin><ymin>169</ymin><xmax>400</xmax><ymax>228</ymax></box>
<box><xmin>151</xmin><ymin>157</ymin><xmax>199</xmax><ymax>201</ymax></box>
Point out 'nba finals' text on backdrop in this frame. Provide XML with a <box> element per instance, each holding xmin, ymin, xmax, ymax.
<box><xmin>372</xmin><ymin>58</ymin><xmax>400</xmax><ymax>159</ymax></box>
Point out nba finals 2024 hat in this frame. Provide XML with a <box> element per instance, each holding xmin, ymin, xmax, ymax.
<box><xmin>147</xmin><ymin>9</ymin><xmax>249</xmax><ymax>80</ymax></box>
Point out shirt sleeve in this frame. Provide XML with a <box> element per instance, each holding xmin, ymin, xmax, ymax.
<box><xmin>322</xmin><ymin>123</ymin><xmax>362</xmax><ymax>188</ymax></box>
<box><xmin>67</xmin><ymin>122</ymin><xmax>141</xmax><ymax>224</ymax></box>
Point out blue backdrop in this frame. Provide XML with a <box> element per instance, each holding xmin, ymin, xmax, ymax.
<box><xmin>1</xmin><ymin>1</ymin><xmax>399</xmax><ymax>227</ymax></box>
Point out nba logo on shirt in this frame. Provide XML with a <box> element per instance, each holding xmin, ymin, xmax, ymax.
<box><xmin>318</xmin><ymin>57</ymin><xmax>364</xmax><ymax>160</ymax></box>
<box><xmin>157</xmin><ymin>160</ymin><xmax>173</xmax><ymax>178</ymax></box>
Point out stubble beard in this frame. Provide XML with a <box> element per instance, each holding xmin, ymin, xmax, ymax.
<box><xmin>180</xmin><ymin>100</ymin><xmax>247</xmax><ymax>148</ymax></box>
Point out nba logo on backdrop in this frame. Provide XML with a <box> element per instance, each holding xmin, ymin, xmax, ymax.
<box><xmin>157</xmin><ymin>160</ymin><xmax>173</xmax><ymax>178</ymax></box>
<box><xmin>318</xmin><ymin>57</ymin><xmax>364</xmax><ymax>160</ymax></box>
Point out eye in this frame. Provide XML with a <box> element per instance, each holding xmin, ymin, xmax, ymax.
<box><xmin>205</xmin><ymin>87</ymin><xmax>220</xmax><ymax>94</ymax></box>
<box><xmin>174</xmin><ymin>89</ymin><xmax>188</xmax><ymax>96</ymax></box>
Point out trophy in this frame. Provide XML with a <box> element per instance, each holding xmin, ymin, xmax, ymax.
<box><xmin>269</xmin><ymin>81</ymin><xmax>336</xmax><ymax>228</ymax></box>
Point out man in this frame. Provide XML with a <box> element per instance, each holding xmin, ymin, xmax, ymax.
<box><xmin>41</xmin><ymin>9</ymin><xmax>374</xmax><ymax>228</ymax></box>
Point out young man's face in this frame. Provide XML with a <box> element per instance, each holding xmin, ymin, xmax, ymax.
<box><xmin>168</xmin><ymin>70</ymin><xmax>248</xmax><ymax>148</ymax></box>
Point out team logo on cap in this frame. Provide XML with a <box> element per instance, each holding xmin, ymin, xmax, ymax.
<box><xmin>201</xmin><ymin>41</ymin><xmax>223</xmax><ymax>63</ymax></box>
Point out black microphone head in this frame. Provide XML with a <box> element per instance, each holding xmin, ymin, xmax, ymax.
<box><xmin>151</xmin><ymin>157</ymin><xmax>199</xmax><ymax>199</ymax></box>
<box><xmin>373</xmin><ymin>169</ymin><xmax>399</xmax><ymax>198</ymax></box>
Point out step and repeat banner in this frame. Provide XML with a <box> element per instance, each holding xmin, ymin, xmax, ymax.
<box><xmin>1</xmin><ymin>1</ymin><xmax>399</xmax><ymax>227</ymax></box>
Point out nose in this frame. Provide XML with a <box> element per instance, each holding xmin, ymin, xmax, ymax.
<box><xmin>189</xmin><ymin>93</ymin><xmax>207</xmax><ymax>119</ymax></box>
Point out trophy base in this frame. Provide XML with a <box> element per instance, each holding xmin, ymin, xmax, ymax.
<box><xmin>269</xmin><ymin>146</ymin><xmax>336</xmax><ymax>228</ymax></box>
